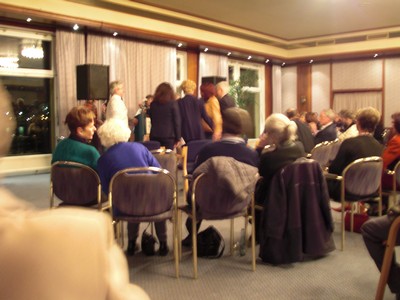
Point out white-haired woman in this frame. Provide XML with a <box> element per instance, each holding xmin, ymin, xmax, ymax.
<box><xmin>254</xmin><ymin>113</ymin><xmax>306</xmax><ymax>242</ymax></box>
<box><xmin>97</xmin><ymin>119</ymin><xmax>169</xmax><ymax>257</ymax></box>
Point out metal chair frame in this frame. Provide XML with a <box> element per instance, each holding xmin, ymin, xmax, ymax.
<box><xmin>382</xmin><ymin>160</ymin><xmax>400</xmax><ymax>208</ymax></box>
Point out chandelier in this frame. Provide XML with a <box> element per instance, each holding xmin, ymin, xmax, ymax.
<box><xmin>21</xmin><ymin>40</ymin><xmax>44</xmax><ymax>59</ymax></box>
<box><xmin>0</xmin><ymin>56</ymin><xmax>19</xmax><ymax>68</ymax></box>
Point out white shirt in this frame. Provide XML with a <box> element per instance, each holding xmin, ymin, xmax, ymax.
<box><xmin>106</xmin><ymin>94</ymin><xmax>128</xmax><ymax>126</ymax></box>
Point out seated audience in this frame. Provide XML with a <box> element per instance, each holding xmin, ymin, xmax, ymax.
<box><xmin>182</xmin><ymin>107</ymin><xmax>259</xmax><ymax>246</ymax></box>
<box><xmin>52</xmin><ymin>105</ymin><xmax>100</xmax><ymax>170</ymax></box>
<box><xmin>328</xmin><ymin>107</ymin><xmax>384</xmax><ymax>201</ymax></box>
<box><xmin>315</xmin><ymin>108</ymin><xmax>337</xmax><ymax>144</ymax></box>
<box><xmin>285</xmin><ymin>108</ymin><xmax>315</xmax><ymax>153</ymax></box>
<box><xmin>305</xmin><ymin>111</ymin><xmax>320</xmax><ymax>135</ymax></box>
<box><xmin>382</xmin><ymin>112</ymin><xmax>400</xmax><ymax>190</ymax></box>
<box><xmin>255</xmin><ymin>113</ymin><xmax>306</xmax><ymax>241</ymax></box>
<box><xmin>178</xmin><ymin>79</ymin><xmax>213</xmax><ymax>143</ymax></box>
<box><xmin>361</xmin><ymin>209</ymin><xmax>400</xmax><ymax>299</ymax></box>
<box><xmin>337</xmin><ymin>109</ymin><xmax>358</xmax><ymax>141</ymax></box>
<box><xmin>97</xmin><ymin>118</ymin><xmax>169</xmax><ymax>256</ymax></box>
<box><xmin>0</xmin><ymin>83</ymin><xmax>149</xmax><ymax>300</ymax></box>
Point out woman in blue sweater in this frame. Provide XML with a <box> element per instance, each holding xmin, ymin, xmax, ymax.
<box><xmin>97</xmin><ymin>118</ymin><xmax>169</xmax><ymax>256</ymax></box>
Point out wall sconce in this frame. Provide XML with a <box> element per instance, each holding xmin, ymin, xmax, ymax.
<box><xmin>300</xmin><ymin>96</ymin><xmax>307</xmax><ymax>104</ymax></box>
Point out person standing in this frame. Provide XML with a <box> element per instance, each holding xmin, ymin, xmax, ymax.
<box><xmin>106</xmin><ymin>80</ymin><xmax>128</xmax><ymax>126</ymax></box>
<box><xmin>200</xmin><ymin>82</ymin><xmax>222</xmax><ymax>141</ymax></box>
<box><xmin>148</xmin><ymin>82</ymin><xmax>181</xmax><ymax>150</ymax></box>
<box><xmin>216</xmin><ymin>81</ymin><xmax>236</xmax><ymax>113</ymax></box>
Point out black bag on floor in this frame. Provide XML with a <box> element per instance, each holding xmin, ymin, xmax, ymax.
<box><xmin>141</xmin><ymin>223</ymin><xmax>157</xmax><ymax>256</ymax></box>
<box><xmin>197</xmin><ymin>226</ymin><xmax>225</xmax><ymax>258</ymax></box>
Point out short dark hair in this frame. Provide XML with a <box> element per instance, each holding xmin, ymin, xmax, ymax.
<box><xmin>222</xmin><ymin>107</ymin><xmax>252</xmax><ymax>136</ymax></box>
<box><xmin>392</xmin><ymin>112</ymin><xmax>400</xmax><ymax>133</ymax></box>
<box><xmin>65</xmin><ymin>106</ymin><xmax>95</xmax><ymax>134</ymax></box>
<box><xmin>356</xmin><ymin>107</ymin><xmax>381</xmax><ymax>133</ymax></box>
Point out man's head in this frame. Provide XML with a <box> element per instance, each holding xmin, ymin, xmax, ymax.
<box><xmin>356</xmin><ymin>107</ymin><xmax>381</xmax><ymax>133</ymax></box>
<box><xmin>285</xmin><ymin>108</ymin><xmax>298</xmax><ymax>120</ymax></box>
<box><xmin>216</xmin><ymin>81</ymin><xmax>230</xmax><ymax>100</ymax></box>
<box><xmin>222</xmin><ymin>107</ymin><xmax>252</xmax><ymax>137</ymax></box>
<box><xmin>319</xmin><ymin>109</ymin><xmax>336</xmax><ymax>126</ymax></box>
<box><xmin>338</xmin><ymin>109</ymin><xmax>355</xmax><ymax>127</ymax></box>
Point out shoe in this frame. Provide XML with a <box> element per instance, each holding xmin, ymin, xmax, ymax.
<box><xmin>159</xmin><ymin>241</ymin><xmax>169</xmax><ymax>256</ymax></box>
<box><xmin>181</xmin><ymin>235</ymin><xmax>192</xmax><ymax>247</ymax></box>
<box><xmin>126</xmin><ymin>239</ymin><xmax>139</xmax><ymax>256</ymax></box>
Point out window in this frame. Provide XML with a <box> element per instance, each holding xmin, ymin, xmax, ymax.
<box><xmin>228</xmin><ymin>60</ymin><xmax>265</xmax><ymax>138</ymax></box>
<box><xmin>0</xmin><ymin>28</ymin><xmax>54</xmax><ymax>156</ymax></box>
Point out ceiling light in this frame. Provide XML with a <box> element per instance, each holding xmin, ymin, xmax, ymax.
<box><xmin>26</xmin><ymin>18</ymin><xmax>32</xmax><ymax>22</ymax></box>
<box><xmin>0</xmin><ymin>56</ymin><xmax>19</xmax><ymax>68</ymax></box>
<box><xmin>374</xmin><ymin>53</ymin><xmax>378</xmax><ymax>58</ymax></box>
<box><xmin>21</xmin><ymin>40</ymin><xmax>44</xmax><ymax>59</ymax></box>
<box><xmin>204</xmin><ymin>48</ymin><xmax>208</xmax><ymax>52</ymax></box>
<box><xmin>113</xmin><ymin>32</ymin><xmax>118</xmax><ymax>37</ymax></box>
<box><xmin>247</xmin><ymin>56</ymin><xmax>252</xmax><ymax>60</ymax></box>
<box><xmin>73</xmin><ymin>24</ymin><xmax>79</xmax><ymax>31</ymax></box>
<box><xmin>227</xmin><ymin>52</ymin><xmax>231</xmax><ymax>56</ymax></box>
<box><xmin>282</xmin><ymin>62</ymin><xmax>286</xmax><ymax>66</ymax></box>
<box><xmin>265</xmin><ymin>59</ymin><xmax>269</xmax><ymax>63</ymax></box>
<box><xmin>309</xmin><ymin>59</ymin><xmax>314</xmax><ymax>63</ymax></box>
<box><xmin>177</xmin><ymin>43</ymin><xmax>183</xmax><ymax>47</ymax></box>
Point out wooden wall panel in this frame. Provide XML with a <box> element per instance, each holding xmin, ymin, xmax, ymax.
<box><xmin>297</xmin><ymin>64</ymin><xmax>312</xmax><ymax>113</ymax></box>
<box><xmin>187</xmin><ymin>51</ymin><xmax>199</xmax><ymax>95</ymax></box>
<box><xmin>265</xmin><ymin>64</ymin><xmax>272</xmax><ymax>117</ymax></box>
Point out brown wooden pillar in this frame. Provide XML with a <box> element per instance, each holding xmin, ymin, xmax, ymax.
<box><xmin>297</xmin><ymin>64</ymin><xmax>312</xmax><ymax>113</ymax></box>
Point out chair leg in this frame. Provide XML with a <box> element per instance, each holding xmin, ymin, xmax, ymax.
<box><xmin>173</xmin><ymin>215</ymin><xmax>179</xmax><ymax>278</ymax></box>
<box><xmin>230</xmin><ymin>219</ymin><xmax>234</xmax><ymax>256</ymax></box>
<box><xmin>178</xmin><ymin>211</ymin><xmax>182</xmax><ymax>260</ymax></box>
<box><xmin>341</xmin><ymin>202</ymin><xmax>345</xmax><ymax>251</ymax></box>
<box><xmin>192</xmin><ymin>215</ymin><xmax>198</xmax><ymax>279</ymax></box>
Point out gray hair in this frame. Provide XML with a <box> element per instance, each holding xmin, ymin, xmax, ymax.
<box><xmin>264</xmin><ymin>113</ymin><xmax>297</xmax><ymax>146</ymax></box>
<box><xmin>109</xmin><ymin>80</ymin><xmax>122</xmax><ymax>96</ymax></box>
<box><xmin>322</xmin><ymin>108</ymin><xmax>336</xmax><ymax>121</ymax></box>
<box><xmin>216</xmin><ymin>81</ymin><xmax>230</xmax><ymax>94</ymax></box>
<box><xmin>97</xmin><ymin>118</ymin><xmax>131</xmax><ymax>148</ymax></box>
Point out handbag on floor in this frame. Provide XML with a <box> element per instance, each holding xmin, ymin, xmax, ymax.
<box><xmin>344</xmin><ymin>212</ymin><xmax>369</xmax><ymax>233</ymax></box>
<box><xmin>141</xmin><ymin>223</ymin><xmax>157</xmax><ymax>256</ymax></box>
<box><xmin>197</xmin><ymin>226</ymin><xmax>225</xmax><ymax>258</ymax></box>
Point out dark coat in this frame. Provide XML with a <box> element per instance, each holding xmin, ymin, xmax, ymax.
<box><xmin>219</xmin><ymin>94</ymin><xmax>236</xmax><ymax>113</ymax></box>
<box><xmin>178</xmin><ymin>94</ymin><xmax>205</xmax><ymax>143</ymax></box>
<box><xmin>259</xmin><ymin>158</ymin><xmax>335</xmax><ymax>265</ymax></box>
<box><xmin>294</xmin><ymin>119</ymin><xmax>315</xmax><ymax>153</ymax></box>
<box><xmin>315</xmin><ymin>123</ymin><xmax>337</xmax><ymax>144</ymax></box>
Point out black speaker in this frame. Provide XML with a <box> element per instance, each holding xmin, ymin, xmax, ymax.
<box><xmin>76</xmin><ymin>64</ymin><xmax>109</xmax><ymax>100</ymax></box>
<box><xmin>201</xmin><ymin>76</ymin><xmax>226</xmax><ymax>85</ymax></box>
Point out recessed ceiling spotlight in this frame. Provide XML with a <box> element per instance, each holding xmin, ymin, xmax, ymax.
<box><xmin>374</xmin><ymin>53</ymin><xmax>378</xmax><ymax>58</ymax></box>
<box><xmin>26</xmin><ymin>18</ymin><xmax>32</xmax><ymax>22</ymax></box>
<box><xmin>227</xmin><ymin>52</ymin><xmax>231</xmax><ymax>56</ymax></box>
<box><xmin>265</xmin><ymin>59</ymin><xmax>269</xmax><ymax>63</ymax></box>
<box><xmin>73</xmin><ymin>24</ymin><xmax>79</xmax><ymax>31</ymax></box>
<box><xmin>113</xmin><ymin>32</ymin><xmax>118</xmax><ymax>37</ymax></box>
<box><xmin>247</xmin><ymin>56</ymin><xmax>252</xmax><ymax>60</ymax></box>
<box><xmin>309</xmin><ymin>59</ymin><xmax>314</xmax><ymax>63</ymax></box>
<box><xmin>177</xmin><ymin>43</ymin><xmax>183</xmax><ymax>47</ymax></box>
<box><xmin>204</xmin><ymin>48</ymin><xmax>208</xmax><ymax>52</ymax></box>
<box><xmin>282</xmin><ymin>62</ymin><xmax>286</xmax><ymax>66</ymax></box>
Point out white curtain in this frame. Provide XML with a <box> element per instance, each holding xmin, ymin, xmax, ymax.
<box><xmin>86</xmin><ymin>35</ymin><xmax>176</xmax><ymax>118</ymax></box>
<box><xmin>333</xmin><ymin>92</ymin><xmax>382</xmax><ymax>113</ymax></box>
<box><xmin>55</xmin><ymin>30</ymin><xmax>85</xmax><ymax>138</ymax></box>
<box><xmin>198</xmin><ymin>53</ymin><xmax>228</xmax><ymax>88</ymax></box>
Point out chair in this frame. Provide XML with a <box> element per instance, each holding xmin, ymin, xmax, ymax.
<box><xmin>50</xmin><ymin>161</ymin><xmax>108</xmax><ymax>211</ymax></box>
<box><xmin>138</xmin><ymin>140</ymin><xmax>161</xmax><ymax>151</ymax></box>
<box><xmin>382</xmin><ymin>160</ymin><xmax>400</xmax><ymax>208</ymax></box>
<box><xmin>326</xmin><ymin>156</ymin><xmax>383</xmax><ymax>250</ymax></box>
<box><xmin>258</xmin><ymin>158</ymin><xmax>335</xmax><ymax>265</ymax></box>
<box><xmin>109</xmin><ymin>166</ymin><xmax>179</xmax><ymax>278</ymax></box>
<box><xmin>179</xmin><ymin>156</ymin><xmax>258</xmax><ymax>279</ymax></box>
<box><xmin>151</xmin><ymin>148</ymin><xmax>178</xmax><ymax>181</ymax></box>
<box><xmin>181</xmin><ymin>139</ymin><xmax>212</xmax><ymax>199</ymax></box>
<box><xmin>310</xmin><ymin>141</ymin><xmax>332</xmax><ymax>170</ymax></box>
<box><xmin>327</xmin><ymin>138</ymin><xmax>341</xmax><ymax>164</ymax></box>
<box><xmin>375</xmin><ymin>215</ymin><xmax>400</xmax><ymax>300</ymax></box>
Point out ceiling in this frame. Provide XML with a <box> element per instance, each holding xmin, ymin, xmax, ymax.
<box><xmin>133</xmin><ymin>0</ymin><xmax>400</xmax><ymax>41</ymax></box>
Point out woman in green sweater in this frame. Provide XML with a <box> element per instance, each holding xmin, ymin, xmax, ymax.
<box><xmin>52</xmin><ymin>106</ymin><xmax>100</xmax><ymax>170</ymax></box>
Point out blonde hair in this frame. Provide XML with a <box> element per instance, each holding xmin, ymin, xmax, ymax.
<box><xmin>97</xmin><ymin>119</ymin><xmax>131</xmax><ymax>148</ymax></box>
<box><xmin>180</xmin><ymin>80</ymin><xmax>196</xmax><ymax>95</ymax></box>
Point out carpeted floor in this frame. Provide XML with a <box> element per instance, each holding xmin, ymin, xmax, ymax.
<box><xmin>2</xmin><ymin>172</ymin><xmax>396</xmax><ymax>300</ymax></box>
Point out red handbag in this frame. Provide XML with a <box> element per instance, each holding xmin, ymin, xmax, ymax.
<box><xmin>344</xmin><ymin>212</ymin><xmax>369</xmax><ymax>233</ymax></box>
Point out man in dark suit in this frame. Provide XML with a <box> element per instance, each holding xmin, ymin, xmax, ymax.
<box><xmin>286</xmin><ymin>108</ymin><xmax>315</xmax><ymax>153</ymax></box>
<box><xmin>216</xmin><ymin>81</ymin><xmax>236</xmax><ymax>113</ymax></box>
<box><xmin>315</xmin><ymin>108</ymin><xmax>338</xmax><ymax>144</ymax></box>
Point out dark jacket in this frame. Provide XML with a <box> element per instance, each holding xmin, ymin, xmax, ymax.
<box><xmin>293</xmin><ymin>119</ymin><xmax>315</xmax><ymax>153</ymax></box>
<box><xmin>219</xmin><ymin>94</ymin><xmax>236</xmax><ymax>113</ymax></box>
<box><xmin>259</xmin><ymin>158</ymin><xmax>335</xmax><ymax>265</ymax></box>
<box><xmin>178</xmin><ymin>94</ymin><xmax>205</xmax><ymax>143</ymax></box>
<box><xmin>315</xmin><ymin>123</ymin><xmax>337</xmax><ymax>144</ymax></box>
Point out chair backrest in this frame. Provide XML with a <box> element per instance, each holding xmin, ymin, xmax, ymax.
<box><xmin>151</xmin><ymin>148</ymin><xmax>177</xmax><ymax>180</ymax></box>
<box><xmin>109</xmin><ymin>167</ymin><xmax>175</xmax><ymax>218</ymax></box>
<box><xmin>50</xmin><ymin>161</ymin><xmax>101</xmax><ymax>207</ymax></box>
<box><xmin>192</xmin><ymin>156</ymin><xmax>258</xmax><ymax>219</ymax></box>
<box><xmin>138</xmin><ymin>140</ymin><xmax>161</xmax><ymax>151</ymax></box>
<box><xmin>328</xmin><ymin>138</ymin><xmax>341</xmax><ymax>162</ymax></box>
<box><xmin>310</xmin><ymin>141</ymin><xmax>331</xmax><ymax>169</ymax></box>
<box><xmin>342</xmin><ymin>156</ymin><xmax>383</xmax><ymax>197</ymax></box>
<box><xmin>185</xmin><ymin>139</ymin><xmax>212</xmax><ymax>174</ymax></box>
<box><xmin>393</xmin><ymin>160</ymin><xmax>400</xmax><ymax>190</ymax></box>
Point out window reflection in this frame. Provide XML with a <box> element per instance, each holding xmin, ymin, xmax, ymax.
<box><xmin>3</xmin><ymin>77</ymin><xmax>51</xmax><ymax>155</ymax></box>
